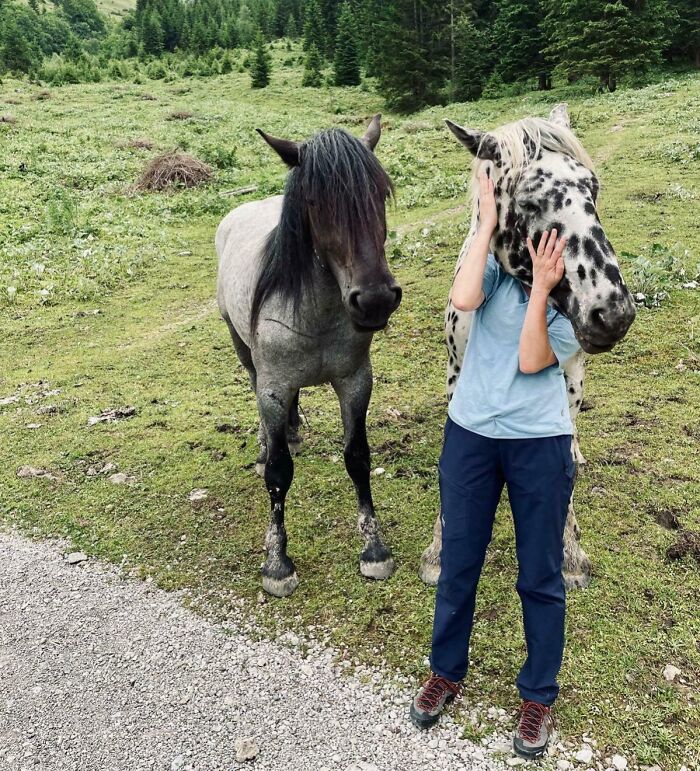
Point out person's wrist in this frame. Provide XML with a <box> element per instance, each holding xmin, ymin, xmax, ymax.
<box><xmin>530</xmin><ymin>283</ymin><xmax>551</xmax><ymax>300</ymax></box>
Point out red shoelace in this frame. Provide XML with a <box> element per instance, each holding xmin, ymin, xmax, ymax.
<box><xmin>417</xmin><ymin>674</ymin><xmax>460</xmax><ymax>711</ymax></box>
<box><xmin>517</xmin><ymin>700</ymin><xmax>552</xmax><ymax>743</ymax></box>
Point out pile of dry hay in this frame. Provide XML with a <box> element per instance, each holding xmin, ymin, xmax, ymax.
<box><xmin>134</xmin><ymin>150</ymin><xmax>212</xmax><ymax>192</ymax></box>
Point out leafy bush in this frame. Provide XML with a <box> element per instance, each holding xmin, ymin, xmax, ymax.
<box><xmin>198</xmin><ymin>143</ymin><xmax>237</xmax><ymax>169</ymax></box>
<box><xmin>623</xmin><ymin>243</ymin><xmax>700</xmax><ymax>308</ymax></box>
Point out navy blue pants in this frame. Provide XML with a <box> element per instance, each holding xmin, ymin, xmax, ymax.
<box><xmin>430</xmin><ymin>418</ymin><xmax>575</xmax><ymax>705</ymax></box>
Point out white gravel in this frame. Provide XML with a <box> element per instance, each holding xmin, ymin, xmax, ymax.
<box><xmin>0</xmin><ymin>531</ymin><xmax>509</xmax><ymax>771</ymax></box>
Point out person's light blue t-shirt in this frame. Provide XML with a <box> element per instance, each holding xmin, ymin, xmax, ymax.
<box><xmin>448</xmin><ymin>254</ymin><xmax>580</xmax><ymax>439</ymax></box>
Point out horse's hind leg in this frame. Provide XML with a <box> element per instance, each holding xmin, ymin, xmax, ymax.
<box><xmin>257</xmin><ymin>383</ymin><xmax>299</xmax><ymax>597</ymax></box>
<box><xmin>333</xmin><ymin>363</ymin><xmax>394</xmax><ymax>581</ymax></box>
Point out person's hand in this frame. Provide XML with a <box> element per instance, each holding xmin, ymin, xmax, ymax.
<box><xmin>477</xmin><ymin>172</ymin><xmax>498</xmax><ymax>234</ymax></box>
<box><xmin>527</xmin><ymin>229</ymin><xmax>567</xmax><ymax>294</ymax></box>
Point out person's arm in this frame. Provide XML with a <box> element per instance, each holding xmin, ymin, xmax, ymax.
<box><xmin>519</xmin><ymin>229</ymin><xmax>568</xmax><ymax>374</ymax></box>
<box><xmin>451</xmin><ymin>173</ymin><xmax>498</xmax><ymax>312</ymax></box>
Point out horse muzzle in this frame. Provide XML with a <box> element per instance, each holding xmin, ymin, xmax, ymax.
<box><xmin>573</xmin><ymin>295</ymin><xmax>637</xmax><ymax>353</ymax></box>
<box><xmin>347</xmin><ymin>282</ymin><xmax>402</xmax><ymax>331</ymax></box>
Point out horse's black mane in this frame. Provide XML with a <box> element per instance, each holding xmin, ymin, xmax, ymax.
<box><xmin>250</xmin><ymin>128</ymin><xmax>393</xmax><ymax>333</ymax></box>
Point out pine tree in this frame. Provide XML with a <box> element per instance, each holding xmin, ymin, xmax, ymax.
<box><xmin>493</xmin><ymin>0</ymin><xmax>549</xmax><ymax>89</ymax></box>
<box><xmin>452</xmin><ymin>15</ymin><xmax>491</xmax><ymax>101</ymax></box>
<box><xmin>373</xmin><ymin>0</ymin><xmax>449</xmax><ymax>112</ymax></box>
<box><xmin>545</xmin><ymin>0</ymin><xmax>668</xmax><ymax>90</ymax></box>
<box><xmin>284</xmin><ymin>12</ymin><xmax>298</xmax><ymax>39</ymax></box>
<box><xmin>333</xmin><ymin>2</ymin><xmax>360</xmax><ymax>85</ymax></box>
<box><xmin>666</xmin><ymin>0</ymin><xmax>700</xmax><ymax>67</ymax></box>
<box><xmin>303</xmin><ymin>0</ymin><xmax>325</xmax><ymax>55</ymax></box>
<box><xmin>302</xmin><ymin>41</ymin><xmax>323</xmax><ymax>85</ymax></box>
<box><xmin>1</xmin><ymin>20</ymin><xmax>36</xmax><ymax>73</ymax></box>
<box><xmin>250</xmin><ymin>31</ymin><xmax>271</xmax><ymax>87</ymax></box>
<box><xmin>141</xmin><ymin>10</ymin><xmax>164</xmax><ymax>55</ymax></box>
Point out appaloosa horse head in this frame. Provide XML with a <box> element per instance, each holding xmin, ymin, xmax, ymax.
<box><xmin>445</xmin><ymin>105</ymin><xmax>636</xmax><ymax>353</ymax></box>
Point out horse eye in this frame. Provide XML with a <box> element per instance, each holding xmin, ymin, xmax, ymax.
<box><xmin>519</xmin><ymin>200</ymin><xmax>540</xmax><ymax>213</ymax></box>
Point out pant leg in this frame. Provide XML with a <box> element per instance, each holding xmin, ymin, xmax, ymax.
<box><xmin>430</xmin><ymin>419</ymin><xmax>504</xmax><ymax>682</ymax></box>
<box><xmin>502</xmin><ymin>434</ymin><xmax>575</xmax><ymax>705</ymax></box>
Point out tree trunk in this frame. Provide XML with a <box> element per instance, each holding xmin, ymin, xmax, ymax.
<box><xmin>695</xmin><ymin>47</ymin><xmax>700</xmax><ymax>69</ymax></box>
<box><xmin>608</xmin><ymin>72</ymin><xmax>617</xmax><ymax>92</ymax></box>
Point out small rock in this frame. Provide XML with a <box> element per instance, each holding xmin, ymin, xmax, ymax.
<box><xmin>65</xmin><ymin>552</ymin><xmax>88</xmax><ymax>565</ymax></box>
<box><xmin>188</xmin><ymin>488</ymin><xmax>208</xmax><ymax>503</ymax></box>
<box><xmin>662</xmin><ymin>664</ymin><xmax>681</xmax><ymax>682</ymax></box>
<box><xmin>575</xmin><ymin>746</ymin><xmax>594</xmax><ymax>764</ymax></box>
<box><xmin>171</xmin><ymin>755</ymin><xmax>187</xmax><ymax>771</ymax></box>
<box><xmin>234</xmin><ymin>737</ymin><xmax>259</xmax><ymax>763</ymax></box>
<box><xmin>109</xmin><ymin>473</ymin><xmax>134</xmax><ymax>485</ymax></box>
<box><xmin>612</xmin><ymin>755</ymin><xmax>627</xmax><ymax>771</ymax></box>
<box><xmin>26</xmin><ymin>423</ymin><xmax>42</xmax><ymax>429</ymax></box>
<box><xmin>506</xmin><ymin>758</ymin><xmax>526</xmax><ymax>767</ymax></box>
<box><xmin>557</xmin><ymin>761</ymin><xmax>572</xmax><ymax>771</ymax></box>
<box><xmin>88</xmin><ymin>406</ymin><xmax>136</xmax><ymax>426</ymax></box>
<box><xmin>17</xmin><ymin>466</ymin><xmax>57</xmax><ymax>481</ymax></box>
<box><xmin>373</xmin><ymin>467</ymin><xmax>385</xmax><ymax>476</ymax></box>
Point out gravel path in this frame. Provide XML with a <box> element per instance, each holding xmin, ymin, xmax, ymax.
<box><xmin>0</xmin><ymin>532</ymin><xmax>508</xmax><ymax>771</ymax></box>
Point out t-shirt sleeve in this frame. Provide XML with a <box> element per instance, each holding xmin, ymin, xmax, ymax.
<box><xmin>548</xmin><ymin>313</ymin><xmax>580</xmax><ymax>366</ymax></box>
<box><xmin>480</xmin><ymin>253</ymin><xmax>501</xmax><ymax>305</ymax></box>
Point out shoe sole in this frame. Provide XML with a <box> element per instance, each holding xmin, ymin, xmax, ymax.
<box><xmin>409</xmin><ymin>693</ymin><xmax>455</xmax><ymax>730</ymax></box>
<box><xmin>513</xmin><ymin>738</ymin><xmax>549</xmax><ymax>760</ymax></box>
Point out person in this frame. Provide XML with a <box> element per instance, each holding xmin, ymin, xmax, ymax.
<box><xmin>410</xmin><ymin>172</ymin><xmax>580</xmax><ymax>760</ymax></box>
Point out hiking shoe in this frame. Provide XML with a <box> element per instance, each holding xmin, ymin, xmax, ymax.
<box><xmin>513</xmin><ymin>700</ymin><xmax>554</xmax><ymax>759</ymax></box>
<box><xmin>409</xmin><ymin>673</ymin><xmax>461</xmax><ymax>729</ymax></box>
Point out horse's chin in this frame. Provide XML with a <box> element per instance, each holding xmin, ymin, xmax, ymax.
<box><xmin>579</xmin><ymin>338</ymin><xmax>615</xmax><ymax>354</ymax></box>
<box><xmin>351</xmin><ymin>320</ymin><xmax>388</xmax><ymax>333</ymax></box>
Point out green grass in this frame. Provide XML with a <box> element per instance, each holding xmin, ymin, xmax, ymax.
<box><xmin>1</xmin><ymin>47</ymin><xmax>699</xmax><ymax>767</ymax></box>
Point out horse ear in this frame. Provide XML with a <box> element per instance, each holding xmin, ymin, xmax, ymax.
<box><xmin>256</xmin><ymin>129</ymin><xmax>300</xmax><ymax>167</ymax></box>
<box><xmin>548</xmin><ymin>103</ymin><xmax>571</xmax><ymax>129</ymax></box>
<box><xmin>445</xmin><ymin>120</ymin><xmax>498</xmax><ymax>160</ymax></box>
<box><xmin>361</xmin><ymin>113</ymin><xmax>382</xmax><ymax>151</ymax></box>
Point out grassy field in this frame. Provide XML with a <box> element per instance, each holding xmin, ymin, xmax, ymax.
<box><xmin>1</xmin><ymin>47</ymin><xmax>699</xmax><ymax>767</ymax></box>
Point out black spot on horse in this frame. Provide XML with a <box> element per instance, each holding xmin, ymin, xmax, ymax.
<box><xmin>577</xmin><ymin>264</ymin><xmax>586</xmax><ymax>280</ymax></box>
<box><xmin>584</xmin><ymin>202</ymin><xmax>596</xmax><ymax>216</ymax></box>
<box><xmin>591</xmin><ymin>225</ymin><xmax>607</xmax><ymax>249</ymax></box>
<box><xmin>584</xmin><ymin>237</ymin><xmax>605</xmax><ymax>269</ymax></box>
<box><xmin>550</xmin><ymin>221</ymin><xmax>565</xmax><ymax>235</ymax></box>
<box><xmin>495</xmin><ymin>232</ymin><xmax>505</xmax><ymax>250</ymax></box>
<box><xmin>604</xmin><ymin>264</ymin><xmax>623</xmax><ymax>286</ymax></box>
<box><xmin>565</xmin><ymin>198</ymin><xmax>572</xmax><ymax>206</ymax></box>
<box><xmin>568</xmin><ymin>234</ymin><xmax>580</xmax><ymax>254</ymax></box>
<box><xmin>448</xmin><ymin>335</ymin><xmax>454</xmax><ymax>345</ymax></box>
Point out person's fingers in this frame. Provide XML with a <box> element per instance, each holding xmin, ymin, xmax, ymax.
<box><xmin>543</xmin><ymin>228</ymin><xmax>558</xmax><ymax>259</ymax></box>
<box><xmin>489</xmin><ymin>177</ymin><xmax>495</xmax><ymax>195</ymax></box>
<box><xmin>479</xmin><ymin>172</ymin><xmax>488</xmax><ymax>195</ymax></box>
<box><xmin>537</xmin><ymin>230</ymin><xmax>549</xmax><ymax>257</ymax></box>
<box><xmin>553</xmin><ymin>236</ymin><xmax>568</xmax><ymax>259</ymax></box>
<box><xmin>526</xmin><ymin>237</ymin><xmax>537</xmax><ymax>260</ymax></box>
<box><xmin>554</xmin><ymin>256</ymin><xmax>565</xmax><ymax>280</ymax></box>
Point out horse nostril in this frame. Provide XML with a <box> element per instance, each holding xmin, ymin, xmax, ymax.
<box><xmin>392</xmin><ymin>285</ymin><xmax>403</xmax><ymax>308</ymax></box>
<box><xmin>590</xmin><ymin>307</ymin><xmax>606</xmax><ymax>329</ymax></box>
<box><xmin>348</xmin><ymin>289</ymin><xmax>362</xmax><ymax>310</ymax></box>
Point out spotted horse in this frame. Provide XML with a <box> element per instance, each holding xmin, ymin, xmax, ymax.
<box><xmin>418</xmin><ymin>104</ymin><xmax>636</xmax><ymax>590</ymax></box>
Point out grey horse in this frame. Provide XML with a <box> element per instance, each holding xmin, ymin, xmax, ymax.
<box><xmin>216</xmin><ymin>116</ymin><xmax>402</xmax><ymax>598</ymax></box>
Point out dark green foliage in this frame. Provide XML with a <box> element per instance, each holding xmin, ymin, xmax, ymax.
<box><xmin>250</xmin><ymin>31</ymin><xmax>271</xmax><ymax>87</ymax></box>
<box><xmin>493</xmin><ymin>0</ymin><xmax>549</xmax><ymax>88</ymax></box>
<box><xmin>301</xmin><ymin>41</ymin><xmax>323</xmax><ymax>85</ymax></box>
<box><xmin>373</xmin><ymin>0</ymin><xmax>449</xmax><ymax>112</ymax></box>
<box><xmin>303</xmin><ymin>0</ymin><xmax>326</xmax><ymax>56</ymax></box>
<box><xmin>333</xmin><ymin>2</ymin><xmax>360</xmax><ymax>85</ymax></box>
<box><xmin>141</xmin><ymin>10</ymin><xmax>164</xmax><ymax>55</ymax></box>
<box><xmin>1</xmin><ymin>18</ymin><xmax>36</xmax><ymax>73</ymax></box>
<box><xmin>453</xmin><ymin>15</ymin><xmax>492</xmax><ymax>101</ymax></box>
<box><xmin>545</xmin><ymin>0</ymin><xmax>669</xmax><ymax>90</ymax></box>
<box><xmin>220</xmin><ymin>50</ymin><xmax>233</xmax><ymax>73</ymax></box>
<box><xmin>666</xmin><ymin>0</ymin><xmax>700</xmax><ymax>67</ymax></box>
<box><xmin>58</xmin><ymin>0</ymin><xmax>105</xmax><ymax>39</ymax></box>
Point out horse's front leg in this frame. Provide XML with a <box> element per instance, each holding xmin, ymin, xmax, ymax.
<box><xmin>333</xmin><ymin>364</ymin><xmax>394</xmax><ymax>581</ymax></box>
<box><xmin>257</xmin><ymin>384</ymin><xmax>299</xmax><ymax>597</ymax></box>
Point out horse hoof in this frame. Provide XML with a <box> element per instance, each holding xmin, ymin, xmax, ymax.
<box><xmin>262</xmin><ymin>572</ymin><xmax>299</xmax><ymax>598</ymax></box>
<box><xmin>360</xmin><ymin>556</ymin><xmax>394</xmax><ymax>580</ymax></box>
<box><xmin>418</xmin><ymin>559</ymin><xmax>441</xmax><ymax>587</ymax></box>
<box><xmin>563</xmin><ymin>570</ymin><xmax>592</xmax><ymax>590</ymax></box>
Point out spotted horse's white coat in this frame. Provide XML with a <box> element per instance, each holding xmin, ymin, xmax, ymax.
<box><xmin>419</xmin><ymin>104</ymin><xmax>636</xmax><ymax>590</ymax></box>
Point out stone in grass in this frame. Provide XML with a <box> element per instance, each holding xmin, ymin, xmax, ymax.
<box><xmin>574</xmin><ymin>745</ymin><xmax>594</xmax><ymax>764</ymax></box>
<box><xmin>612</xmin><ymin>755</ymin><xmax>628</xmax><ymax>771</ymax></box>
<box><xmin>66</xmin><ymin>552</ymin><xmax>88</xmax><ymax>565</ymax></box>
<box><xmin>109</xmin><ymin>472</ymin><xmax>135</xmax><ymax>485</ymax></box>
<box><xmin>188</xmin><ymin>488</ymin><xmax>209</xmax><ymax>504</ymax></box>
<box><xmin>234</xmin><ymin>738</ymin><xmax>259</xmax><ymax>763</ymax></box>
<box><xmin>662</xmin><ymin>663</ymin><xmax>681</xmax><ymax>682</ymax></box>
<box><xmin>17</xmin><ymin>465</ymin><xmax>57</xmax><ymax>481</ymax></box>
